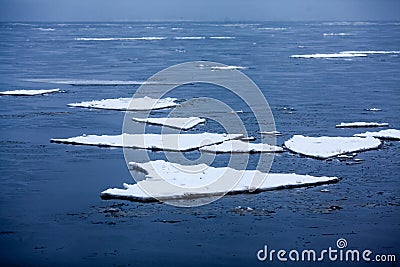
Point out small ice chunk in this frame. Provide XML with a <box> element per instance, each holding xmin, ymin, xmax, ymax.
<box><xmin>210</xmin><ymin>66</ymin><xmax>246</xmax><ymax>70</ymax></box>
<box><xmin>132</xmin><ymin>117</ymin><xmax>205</xmax><ymax>130</ymax></box>
<box><xmin>365</xmin><ymin>108</ymin><xmax>382</xmax><ymax>112</ymax></box>
<box><xmin>51</xmin><ymin>133</ymin><xmax>243</xmax><ymax>151</ymax></box>
<box><xmin>68</xmin><ymin>96</ymin><xmax>178</xmax><ymax>111</ymax></box>
<box><xmin>354</xmin><ymin>129</ymin><xmax>400</xmax><ymax>140</ymax></box>
<box><xmin>336</xmin><ymin>122</ymin><xmax>389</xmax><ymax>128</ymax></box>
<box><xmin>260</xmin><ymin>131</ymin><xmax>282</xmax><ymax>136</ymax></box>
<box><xmin>199</xmin><ymin>140</ymin><xmax>283</xmax><ymax>153</ymax></box>
<box><xmin>0</xmin><ymin>88</ymin><xmax>60</xmax><ymax>96</ymax></box>
<box><xmin>100</xmin><ymin>160</ymin><xmax>339</xmax><ymax>202</ymax></box>
<box><xmin>284</xmin><ymin>135</ymin><xmax>381</xmax><ymax>159</ymax></box>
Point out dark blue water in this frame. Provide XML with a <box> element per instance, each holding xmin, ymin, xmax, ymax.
<box><xmin>0</xmin><ymin>21</ymin><xmax>399</xmax><ymax>266</ymax></box>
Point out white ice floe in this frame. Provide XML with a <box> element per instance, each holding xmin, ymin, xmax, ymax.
<box><xmin>258</xmin><ymin>27</ymin><xmax>287</xmax><ymax>30</ymax></box>
<box><xmin>209</xmin><ymin>36</ymin><xmax>235</xmax><ymax>39</ymax></box>
<box><xmin>36</xmin><ymin>28</ymin><xmax>55</xmax><ymax>31</ymax></box>
<box><xmin>68</xmin><ymin>96</ymin><xmax>178</xmax><ymax>111</ymax></box>
<box><xmin>210</xmin><ymin>66</ymin><xmax>246</xmax><ymax>70</ymax></box>
<box><xmin>132</xmin><ymin>117</ymin><xmax>205</xmax><ymax>130</ymax></box>
<box><xmin>365</xmin><ymin>108</ymin><xmax>382</xmax><ymax>112</ymax></box>
<box><xmin>260</xmin><ymin>131</ymin><xmax>282</xmax><ymax>136</ymax></box>
<box><xmin>199</xmin><ymin>140</ymin><xmax>284</xmax><ymax>153</ymax></box>
<box><xmin>354</xmin><ymin>129</ymin><xmax>400</xmax><ymax>140</ymax></box>
<box><xmin>51</xmin><ymin>133</ymin><xmax>243</xmax><ymax>151</ymax></box>
<box><xmin>323</xmin><ymin>33</ymin><xmax>352</xmax><ymax>36</ymax></box>
<box><xmin>75</xmin><ymin>37</ymin><xmax>167</xmax><ymax>41</ymax></box>
<box><xmin>290</xmin><ymin>53</ymin><xmax>367</xmax><ymax>59</ymax></box>
<box><xmin>336</xmin><ymin>122</ymin><xmax>389</xmax><ymax>128</ymax></box>
<box><xmin>284</xmin><ymin>135</ymin><xmax>381</xmax><ymax>159</ymax></box>
<box><xmin>340</xmin><ymin>51</ymin><xmax>400</xmax><ymax>55</ymax></box>
<box><xmin>0</xmin><ymin>88</ymin><xmax>61</xmax><ymax>96</ymax></box>
<box><xmin>174</xmin><ymin>36</ymin><xmax>205</xmax><ymax>40</ymax></box>
<box><xmin>100</xmin><ymin>160</ymin><xmax>339</xmax><ymax>201</ymax></box>
<box><xmin>25</xmin><ymin>78</ymin><xmax>179</xmax><ymax>86</ymax></box>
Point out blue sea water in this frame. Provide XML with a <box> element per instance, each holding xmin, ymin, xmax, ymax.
<box><xmin>0</xmin><ymin>21</ymin><xmax>399</xmax><ymax>266</ymax></box>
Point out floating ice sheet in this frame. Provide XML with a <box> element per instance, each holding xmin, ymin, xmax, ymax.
<box><xmin>68</xmin><ymin>96</ymin><xmax>178</xmax><ymax>111</ymax></box>
<box><xmin>260</xmin><ymin>131</ymin><xmax>282</xmax><ymax>136</ymax></box>
<box><xmin>290</xmin><ymin>53</ymin><xmax>367</xmax><ymax>59</ymax></box>
<box><xmin>26</xmin><ymin>78</ymin><xmax>179</xmax><ymax>86</ymax></box>
<box><xmin>284</xmin><ymin>135</ymin><xmax>381</xmax><ymax>159</ymax></box>
<box><xmin>210</xmin><ymin>66</ymin><xmax>246</xmax><ymax>70</ymax></box>
<box><xmin>199</xmin><ymin>140</ymin><xmax>283</xmax><ymax>153</ymax></box>
<box><xmin>354</xmin><ymin>129</ymin><xmax>400</xmax><ymax>140</ymax></box>
<box><xmin>0</xmin><ymin>88</ymin><xmax>60</xmax><ymax>96</ymax></box>
<box><xmin>336</xmin><ymin>122</ymin><xmax>389</xmax><ymax>128</ymax></box>
<box><xmin>51</xmin><ymin>133</ymin><xmax>243</xmax><ymax>151</ymax></box>
<box><xmin>132</xmin><ymin>117</ymin><xmax>205</xmax><ymax>130</ymax></box>
<box><xmin>100</xmin><ymin>160</ymin><xmax>339</xmax><ymax>202</ymax></box>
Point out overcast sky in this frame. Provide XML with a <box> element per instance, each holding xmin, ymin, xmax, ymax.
<box><xmin>0</xmin><ymin>0</ymin><xmax>399</xmax><ymax>22</ymax></box>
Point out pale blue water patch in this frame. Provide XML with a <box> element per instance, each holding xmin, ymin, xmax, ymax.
<box><xmin>0</xmin><ymin>21</ymin><xmax>399</xmax><ymax>266</ymax></box>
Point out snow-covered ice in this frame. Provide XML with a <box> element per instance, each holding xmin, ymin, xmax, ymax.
<box><xmin>290</xmin><ymin>53</ymin><xmax>367</xmax><ymax>59</ymax></box>
<box><xmin>0</xmin><ymin>88</ymin><xmax>61</xmax><ymax>96</ymax></box>
<box><xmin>100</xmin><ymin>160</ymin><xmax>339</xmax><ymax>202</ymax></box>
<box><xmin>260</xmin><ymin>131</ymin><xmax>282</xmax><ymax>136</ymax></box>
<box><xmin>323</xmin><ymin>33</ymin><xmax>352</xmax><ymax>36</ymax></box>
<box><xmin>365</xmin><ymin>108</ymin><xmax>382</xmax><ymax>112</ymax></box>
<box><xmin>25</xmin><ymin>78</ymin><xmax>179</xmax><ymax>86</ymax></box>
<box><xmin>51</xmin><ymin>133</ymin><xmax>243</xmax><ymax>151</ymax></box>
<box><xmin>210</xmin><ymin>66</ymin><xmax>246</xmax><ymax>70</ymax></box>
<box><xmin>336</xmin><ymin>122</ymin><xmax>389</xmax><ymax>128</ymax></box>
<box><xmin>68</xmin><ymin>96</ymin><xmax>178</xmax><ymax>111</ymax></box>
<box><xmin>174</xmin><ymin>36</ymin><xmax>205</xmax><ymax>40</ymax></box>
<box><xmin>132</xmin><ymin>117</ymin><xmax>205</xmax><ymax>130</ymax></box>
<box><xmin>284</xmin><ymin>135</ymin><xmax>381</xmax><ymax>159</ymax></box>
<box><xmin>75</xmin><ymin>37</ymin><xmax>167</xmax><ymax>41</ymax></box>
<box><xmin>340</xmin><ymin>50</ymin><xmax>400</xmax><ymax>55</ymax></box>
<box><xmin>199</xmin><ymin>140</ymin><xmax>283</xmax><ymax>153</ymax></box>
<box><xmin>354</xmin><ymin>129</ymin><xmax>400</xmax><ymax>140</ymax></box>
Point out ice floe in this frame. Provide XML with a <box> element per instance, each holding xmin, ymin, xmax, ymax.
<box><xmin>336</xmin><ymin>122</ymin><xmax>389</xmax><ymax>128</ymax></box>
<box><xmin>68</xmin><ymin>96</ymin><xmax>178</xmax><ymax>111</ymax></box>
<box><xmin>199</xmin><ymin>140</ymin><xmax>283</xmax><ymax>153</ymax></box>
<box><xmin>340</xmin><ymin>50</ymin><xmax>400</xmax><ymax>55</ymax></box>
<box><xmin>25</xmin><ymin>78</ymin><xmax>179</xmax><ymax>86</ymax></box>
<box><xmin>100</xmin><ymin>160</ymin><xmax>339</xmax><ymax>202</ymax></box>
<box><xmin>174</xmin><ymin>36</ymin><xmax>205</xmax><ymax>40</ymax></box>
<box><xmin>284</xmin><ymin>135</ymin><xmax>381</xmax><ymax>159</ymax></box>
<box><xmin>260</xmin><ymin>131</ymin><xmax>282</xmax><ymax>136</ymax></box>
<box><xmin>0</xmin><ymin>88</ymin><xmax>61</xmax><ymax>96</ymax></box>
<box><xmin>132</xmin><ymin>117</ymin><xmax>205</xmax><ymax>130</ymax></box>
<box><xmin>290</xmin><ymin>53</ymin><xmax>367</xmax><ymax>59</ymax></box>
<box><xmin>354</xmin><ymin>129</ymin><xmax>400</xmax><ymax>140</ymax></box>
<box><xmin>365</xmin><ymin>108</ymin><xmax>382</xmax><ymax>112</ymax></box>
<box><xmin>323</xmin><ymin>33</ymin><xmax>352</xmax><ymax>36</ymax></box>
<box><xmin>209</xmin><ymin>36</ymin><xmax>235</xmax><ymax>39</ymax></box>
<box><xmin>75</xmin><ymin>37</ymin><xmax>167</xmax><ymax>41</ymax></box>
<box><xmin>51</xmin><ymin>133</ymin><xmax>243</xmax><ymax>151</ymax></box>
<box><xmin>210</xmin><ymin>66</ymin><xmax>246</xmax><ymax>70</ymax></box>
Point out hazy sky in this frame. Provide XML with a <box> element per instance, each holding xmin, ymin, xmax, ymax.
<box><xmin>0</xmin><ymin>0</ymin><xmax>399</xmax><ymax>22</ymax></box>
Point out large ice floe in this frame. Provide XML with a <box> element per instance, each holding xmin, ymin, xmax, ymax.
<box><xmin>132</xmin><ymin>117</ymin><xmax>205</xmax><ymax>130</ymax></box>
<box><xmin>336</xmin><ymin>122</ymin><xmax>389</xmax><ymax>128</ymax></box>
<box><xmin>354</xmin><ymin>129</ymin><xmax>400</xmax><ymax>140</ymax></box>
<box><xmin>68</xmin><ymin>96</ymin><xmax>178</xmax><ymax>111</ymax></box>
<box><xmin>100</xmin><ymin>160</ymin><xmax>339</xmax><ymax>202</ymax></box>
<box><xmin>290</xmin><ymin>53</ymin><xmax>367</xmax><ymax>59</ymax></box>
<box><xmin>50</xmin><ymin>133</ymin><xmax>243</xmax><ymax>151</ymax></box>
<box><xmin>284</xmin><ymin>135</ymin><xmax>381</xmax><ymax>159</ymax></box>
<box><xmin>199</xmin><ymin>140</ymin><xmax>284</xmax><ymax>153</ymax></box>
<box><xmin>0</xmin><ymin>88</ymin><xmax>61</xmax><ymax>96</ymax></box>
